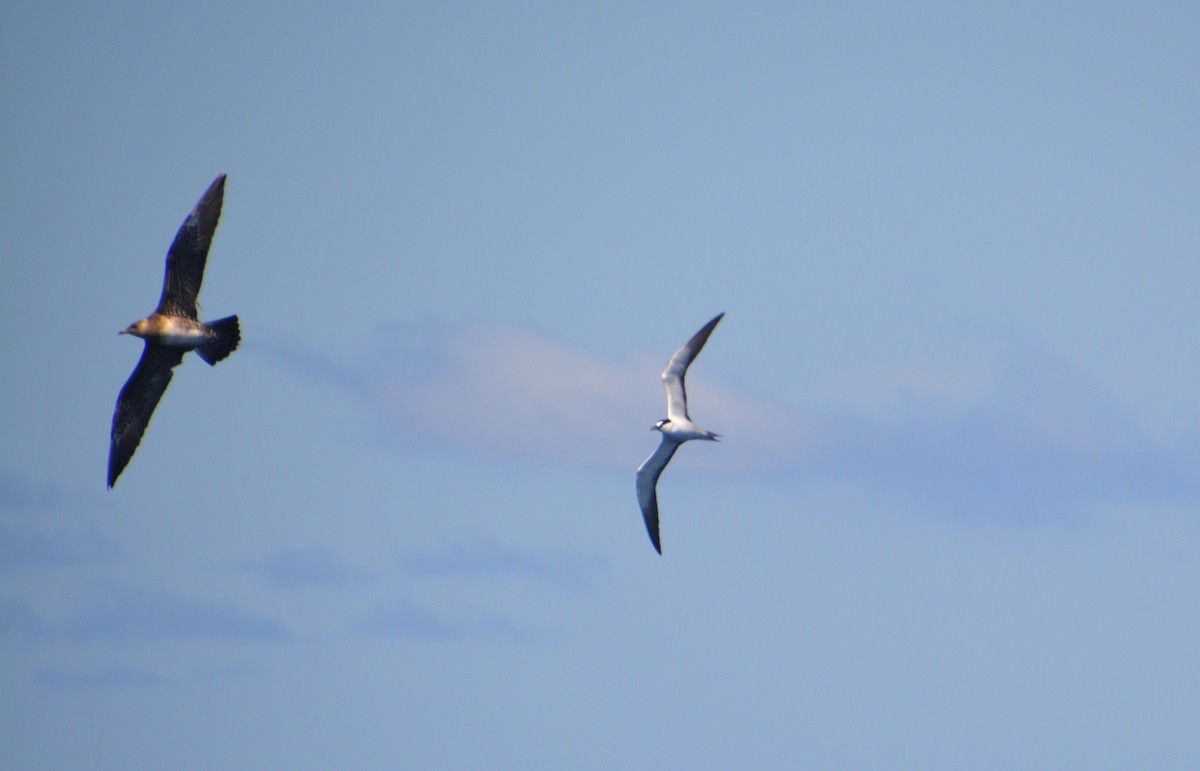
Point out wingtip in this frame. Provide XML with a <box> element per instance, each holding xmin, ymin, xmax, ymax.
<box><xmin>645</xmin><ymin>510</ymin><xmax>663</xmax><ymax>554</ymax></box>
<box><xmin>201</xmin><ymin>173</ymin><xmax>227</xmax><ymax>202</ymax></box>
<box><xmin>640</xmin><ymin>498</ymin><xmax>663</xmax><ymax>555</ymax></box>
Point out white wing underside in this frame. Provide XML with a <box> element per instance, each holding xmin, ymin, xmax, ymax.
<box><xmin>661</xmin><ymin>313</ymin><xmax>723</xmax><ymax>422</ymax></box>
<box><xmin>662</xmin><ymin>358</ymin><xmax>691</xmax><ymax>423</ymax></box>
<box><xmin>636</xmin><ymin>438</ymin><xmax>681</xmax><ymax>554</ymax></box>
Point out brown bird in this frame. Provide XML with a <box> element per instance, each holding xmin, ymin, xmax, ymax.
<box><xmin>108</xmin><ymin>174</ymin><xmax>240</xmax><ymax>488</ymax></box>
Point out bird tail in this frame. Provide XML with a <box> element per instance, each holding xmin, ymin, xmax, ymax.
<box><xmin>197</xmin><ymin>315</ymin><xmax>240</xmax><ymax>365</ymax></box>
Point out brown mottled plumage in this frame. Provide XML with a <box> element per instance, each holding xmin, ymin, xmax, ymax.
<box><xmin>108</xmin><ymin>174</ymin><xmax>240</xmax><ymax>488</ymax></box>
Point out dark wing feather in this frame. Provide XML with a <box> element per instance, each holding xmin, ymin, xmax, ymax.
<box><xmin>156</xmin><ymin>174</ymin><xmax>226</xmax><ymax>319</ymax></box>
<box><xmin>635</xmin><ymin>438</ymin><xmax>681</xmax><ymax>554</ymax></box>
<box><xmin>108</xmin><ymin>343</ymin><xmax>186</xmax><ymax>487</ymax></box>
<box><xmin>662</xmin><ymin>312</ymin><xmax>723</xmax><ymax>422</ymax></box>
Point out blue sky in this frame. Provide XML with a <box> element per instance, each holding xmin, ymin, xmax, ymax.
<box><xmin>2</xmin><ymin>1</ymin><xmax>1199</xmax><ymax>768</ymax></box>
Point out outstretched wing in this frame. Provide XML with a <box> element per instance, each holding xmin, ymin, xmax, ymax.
<box><xmin>662</xmin><ymin>312</ymin><xmax>724</xmax><ymax>423</ymax></box>
<box><xmin>108</xmin><ymin>343</ymin><xmax>186</xmax><ymax>487</ymax></box>
<box><xmin>156</xmin><ymin>174</ymin><xmax>226</xmax><ymax>319</ymax></box>
<box><xmin>635</xmin><ymin>437</ymin><xmax>681</xmax><ymax>554</ymax></box>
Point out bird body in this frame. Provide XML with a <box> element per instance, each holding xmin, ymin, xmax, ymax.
<box><xmin>120</xmin><ymin>314</ymin><xmax>239</xmax><ymax>364</ymax></box>
<box><xmin>122</xmin><ymin>315</ymin><xmax>208</xmax><ymax>344</ymax></box>
<box><xmin>635</xmin><ymin>312</ymin><xmax>724</xmax><ymax>553</ymax></box>
<box><xmin>651</xmin><ymin>418</ymin><xmax>718</xmax><ymax>444</ymax></box>
<box><xmin>108</xmin><ymin>174</ymin><xmax>240</xmax><ymax>488</ymax></box>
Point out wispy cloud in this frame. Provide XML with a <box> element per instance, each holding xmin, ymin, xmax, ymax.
<box><xmin>265</xmin><ymin>320</ymin><xmax>1199</xmax><ymax>514</ymax></box>
<box><xmin>64</xmin><ymin>587</ymin><xmax>294</xmax><ymax>643</ymax></box>
<box><xmin>398</xmin><ymin>536</ymin><xmax>606</xmax><ymax>589</ymax></box>
<box><xmin>263</xmin><ymin>319</ymin><xmax>804</xmax><ymax>468</ymax></box>
<box><xmin>364</xmin><ymin>322</ymin><xmax>670</xmax><ymax>462</ymax></box>
<box><xmin>0</xmin><ymin>469</ymin><xmax>77</xmax><ymax>512</ymax></box>
<box><xmin>0</xmin><ymin>525</ymin><xmax>119</xmax><ymax>570</ymax></box>
<box><xmin>357</xmin><ymin>597</ymin><xmax>522</xmax><ymax>641</ymax></box>
<box><xmin>245</xmin><ymin>546</ymin><xmax>363</xmax><ymax>588</ymax></box>
<box><xmin>807</xmin><ymin>351</ymin><xmax>1199</xmax><ymax>510</ymax></box>
<box><xmin>0</xmin><ymin>598</ymin><xmax>50</xmax><ymax>639</ymax></box>
<box><xmin>1</xmin><ymin>588</ymin><xmax>292</xmax><ymax>644</ymax></box>
<box><xmin>35</xmin><ymin>666</ymin><xmax>163</xmax><ymax>691</ymax></box>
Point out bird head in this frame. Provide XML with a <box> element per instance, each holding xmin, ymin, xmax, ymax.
<box><xmin>651</xmin><ymin>419</ymin><xmax>670</xmax><ymax>431</ymax></box>
<box><xmin>120</xmin><ymin>319</ymin><xmax>148</xmax><ymax>337</ymax></box>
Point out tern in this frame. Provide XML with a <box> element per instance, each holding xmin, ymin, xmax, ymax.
<box><xmin>635</xmin><ymin>312</ymin><xmax>724</xmax><ymax>553</ymax></box>
<box><xmin>108</xmin><ymin>174</ymin><xmax>241</xmax><ymax>488</ymax></box>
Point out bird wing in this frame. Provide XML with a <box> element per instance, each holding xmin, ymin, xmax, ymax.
<box><xmin>662</xmin><ymin>312</ymin><xmax>724</xmax><ymax>422</ymax></box>
<box><xmin>155</xmin><ymin>174</ymin><xmax>226</xmax><ymax>319</ymax></box>
<box><xmin>635</xmin><ymin>437</ymin><xmax>681</xmax><ymax>554</ymax></box>
<box><xmin>108</xmin><ymin>343</ymin><xmax>186</xmax><ymax>487</ymax></box>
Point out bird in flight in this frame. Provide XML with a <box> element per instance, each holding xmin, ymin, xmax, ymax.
<box><xmin>636</xmin><ymin>312</ymin><xmax>724</xmax><ymax>553</ymax></box>
<box><xmin>108</xmin><ymin>174</ymin><xmax>241</xmax><ymax>488</ymax></box>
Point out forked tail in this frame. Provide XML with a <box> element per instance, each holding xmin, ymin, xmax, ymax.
<box><xmin>197</xmin><ymin>315</ymin><xmax>240</xmax><ymax>365</ymax></box>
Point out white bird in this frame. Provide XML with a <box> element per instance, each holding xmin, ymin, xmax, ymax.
<box><xmin>636</xmin><ymin>312</ymin><xmax>724</xmax><ymax>554</ymax></box>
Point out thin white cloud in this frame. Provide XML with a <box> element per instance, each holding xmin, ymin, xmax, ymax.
<box><xmin>1</xmin><ymin>587</ymin><xmax>293</xmax><ymax>644</ymax></box>
<box><xmin>368</xmin><ymin>323</ymin><xmax>663</xmax><ymax>462</ymax></box>
<box><xmin>35</xmin><ymin>667</ymin><xmax>162</xmax><ymax>691</ymax></box>
<box><xmin>0</xmin><ymin>469</ymin><xmax>87</xmax><ymax>512</ymax></box>
<box><xmin>0</xmin><ymin>524</ymin><xmax>120</xmax><ymax>570</ymax></box>
<box><xmin>264</xmin><ymin>319</ymin><xmax>810</xmax><ymax>469</ymax></box>
<box><xmin>398</xmin><ymin>536</ymin><xmax>607</xmax><ymax>589</ymax></box>
<box><xmin>0</xmin><ymin>598</ymin><xmax>48</xmax><ymax>640</ymax></box>
<box><xmin>265</xmin><ymin>321</ymin><xmax>1199</xmax><ymax>513</ymax></box>
<box><xmin>357</xmin><ymin>596</ymin><xmax>524</xmax><ymax>641</ymax></box>
<box><xmin>807</xmin><ymin>351</ymin><xmax>1199</xmax><ymax>509</ymax></box>
<box><xmin>246</xmin><ymin>546</ymin><xmax>363</xmax><ymax>588</ymax></box>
